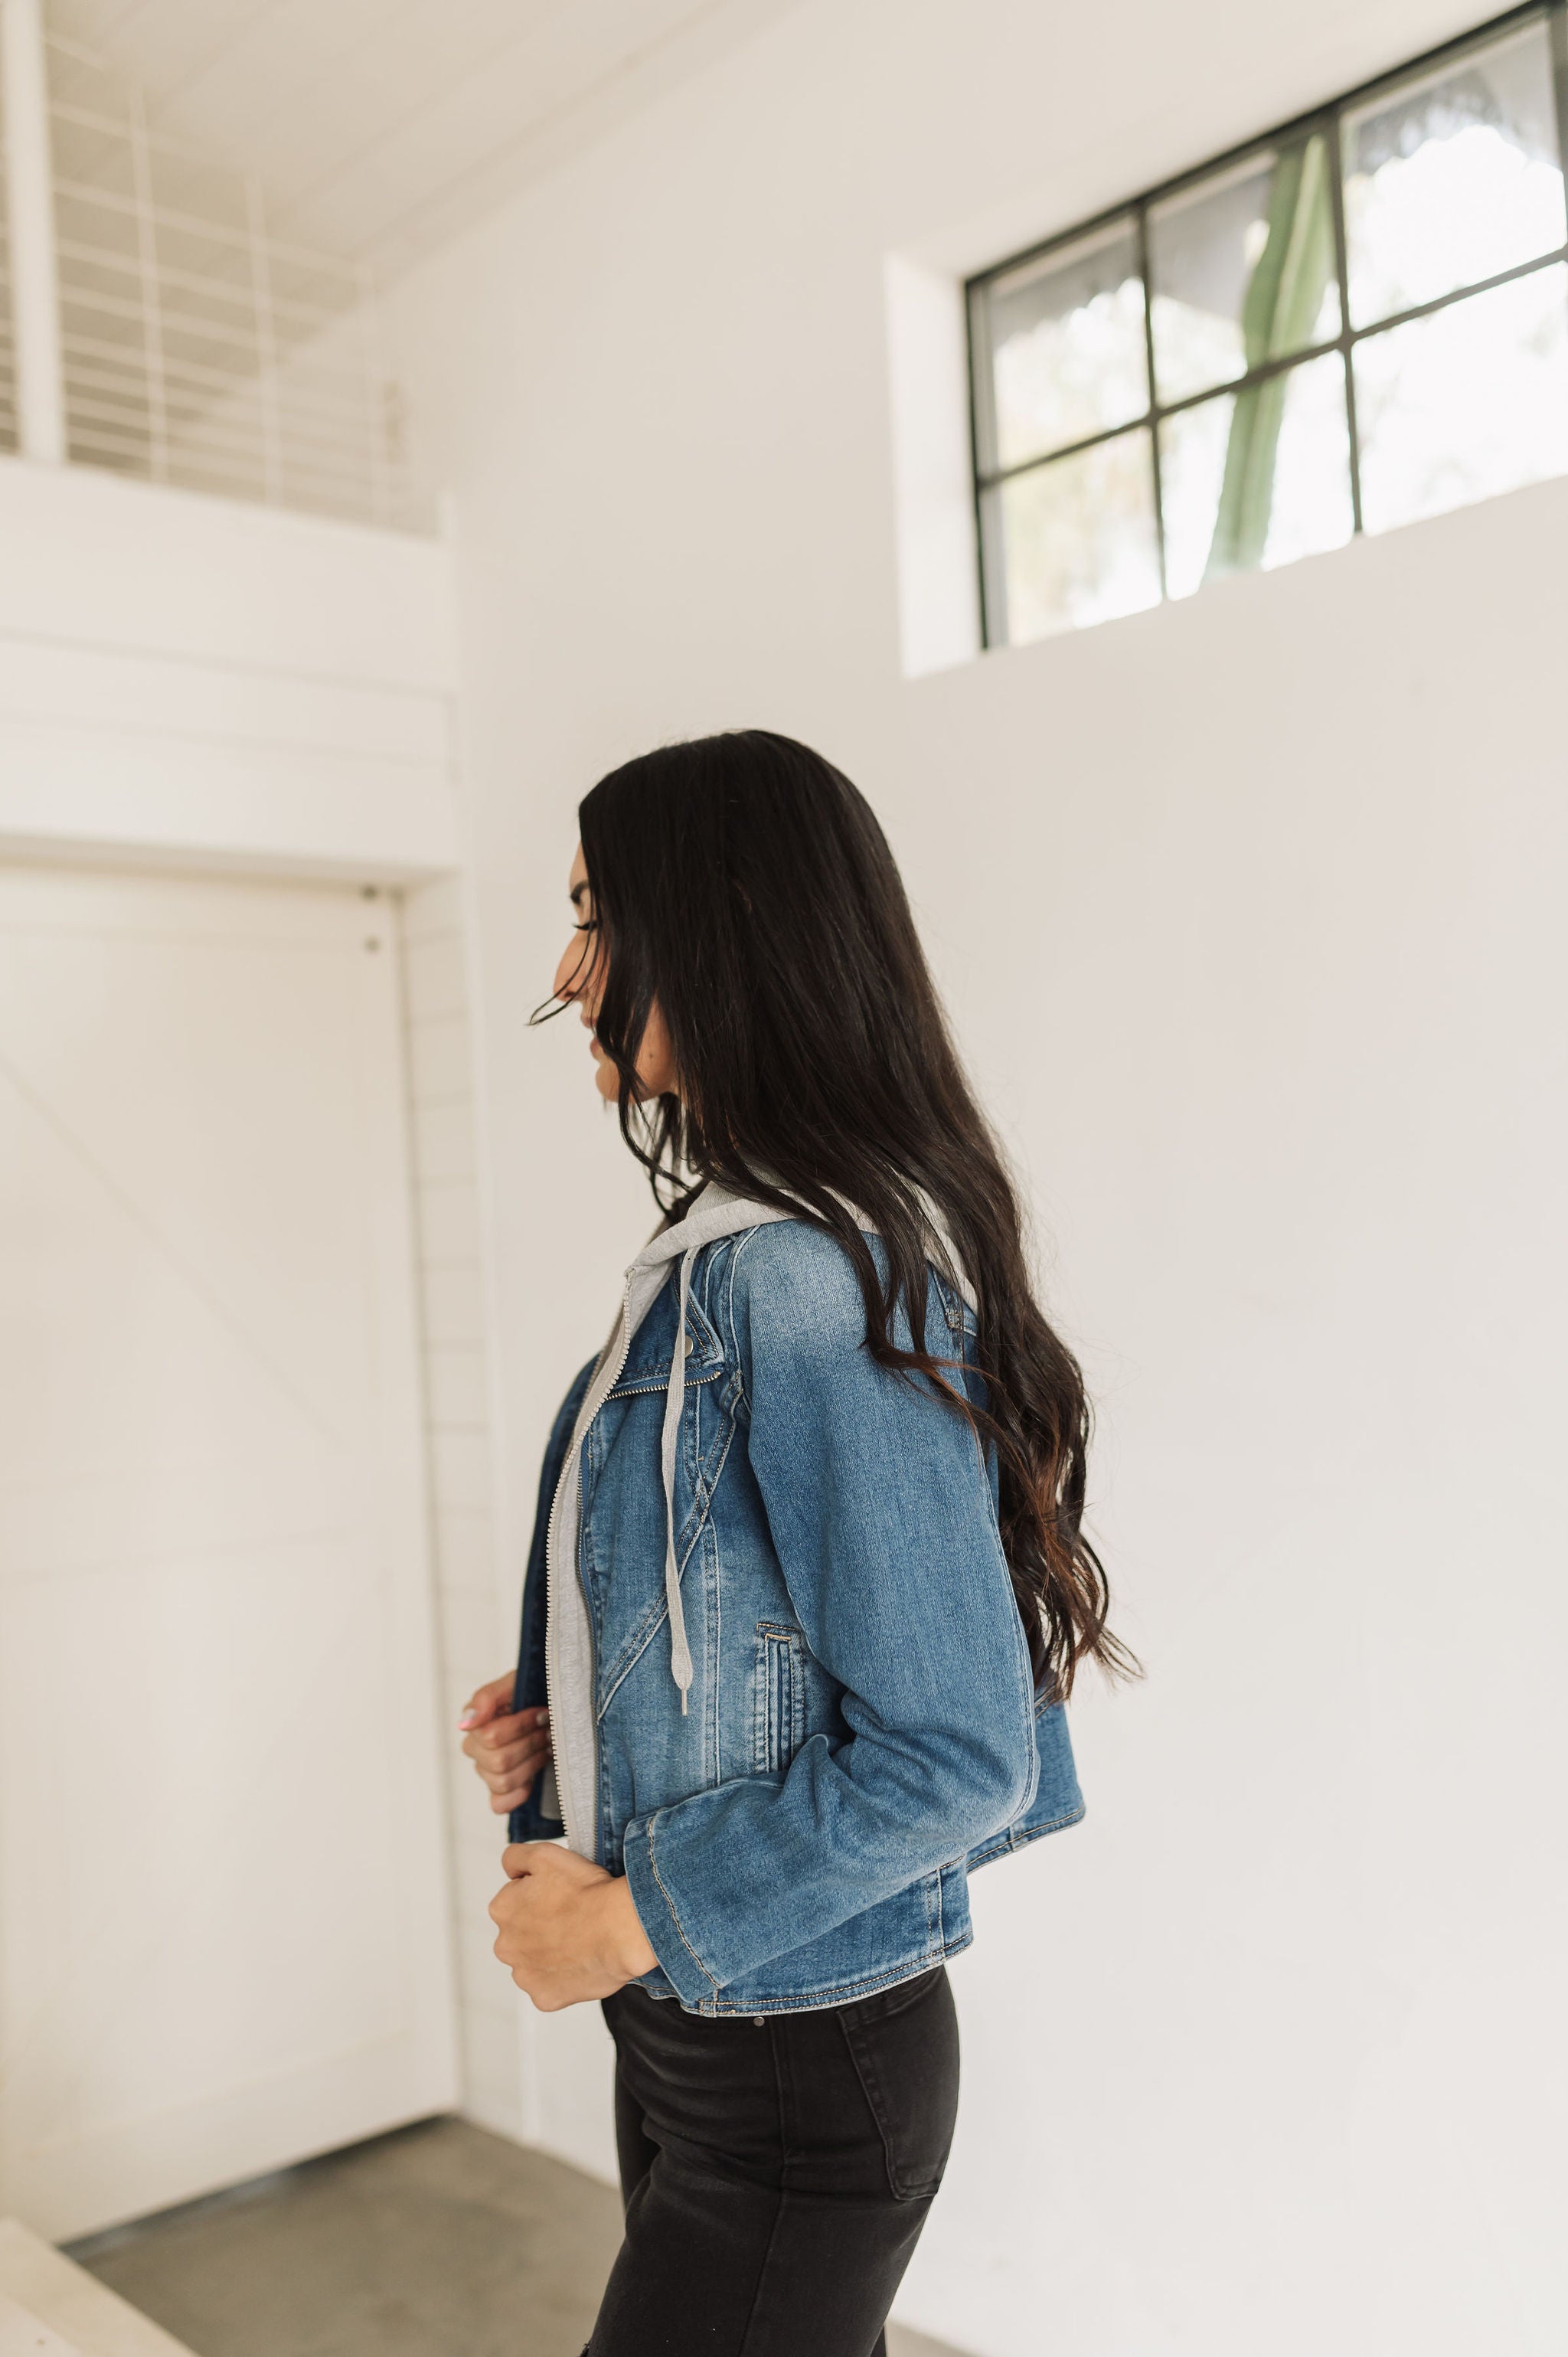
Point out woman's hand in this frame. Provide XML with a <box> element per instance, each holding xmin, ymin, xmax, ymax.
<box><xmin>489</xmin><ymin>1845</ymin><xmax>658</xmax><ymax>2011</ymax></box>
<box><xmin>459</xmin><ymin>1672</ymin><xmax>551</xmax><ymax>1816</ymax></box>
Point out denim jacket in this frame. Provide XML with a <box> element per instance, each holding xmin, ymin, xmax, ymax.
<box><xmin>509</xmin><ymin>1197</ymin><xmax>1084</xmax><ymax>2015</ymax></box>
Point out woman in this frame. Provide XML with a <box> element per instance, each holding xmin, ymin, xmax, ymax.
<box><xmin>458</xmin><ymin>731</ymin><xmax>1132</xmax><ymax>2356</ymax></box>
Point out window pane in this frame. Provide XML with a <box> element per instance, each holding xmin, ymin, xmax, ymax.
<box><xmin>1354</xmin><ymin>262</ymin><xmax>1568</xmax><ymax>533</ymax></box>
<box><xmin>1342</xmin><ymin>20</ymin><xmax>1566</xmax><ymax>329</ymax></box>
<box><xmin>1148</xmin><ymin>136</ymin><xmax>1341</xmax><ymax>404</ymax></box>
<box><xmin>982</xmin><ymin>430</ymin><xmax>1161</xmax><ymax>643</ymax></box>
<box><xmin>1158</xmin><ymin>351</ymin><xmax>1354</xmax><ymax>597</ymax></box>
<box><xmin>975</xmin><ymin>218</ymin><xmax>1148</xmax><ymax>474</ymax></box>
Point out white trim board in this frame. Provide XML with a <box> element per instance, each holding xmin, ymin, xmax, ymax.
<box><xmin>0</xmin><ymin>2225</ymin><xmax>196</xmax><ymax>2357</ymax></box>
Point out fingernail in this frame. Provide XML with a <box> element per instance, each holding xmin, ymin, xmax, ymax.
<box><xmin>537</xmin><ymin>1708</ymin><xmax>550</xmax><ymax>1725</ymax></box>
<box><xmin>458</xmin><ymin>1712</ymin><xmax>476</xmax><ymax>1729</ymax></box>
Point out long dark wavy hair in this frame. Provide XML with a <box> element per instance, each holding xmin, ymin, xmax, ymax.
<box><xmin>543</xmin><ymin>729</ymin><xmax>1135</xmax><ymax>1699</ymax></box>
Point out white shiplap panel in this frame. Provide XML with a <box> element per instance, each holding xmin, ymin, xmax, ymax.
<box><xmin>397</xmin><ymin>874</ymin><xmax>522</xmax><ymax>2136</ymax></box>
<box><xmin>427</xmin><ymin>1428</ymin><xmax>492</xmax><ymax>1514</ymax></box>
<box><xmin>58</xmin><ymin>0</ymin><xmax>808</xmax><ymax>264</ymax></box>
<box><xmin>400</xmin><ymin>873</ymin><xmax>466</xmax><ymax>938</ymax></box>
<box><xmin>345</xmin><ymin>0</ymin><xmax>812</xmax><ymax>267</ymax></box>
<box><xmin>415</xmin><ymin>1175</ymin><xmax>484</xmax><ymax>1265</ymax></box>
<box><xmin>424</xmin><ymin>1344</ymin><xmax>488</xmax><ymax>1429</ymax></box>
<box><xmin>0</xmin><ymin>718</ymin><xmax>459</xmax><ymax>878</ymax></box>
<box><xmin>0</xmin><ymin>639</ymin><xmax>452</xmax><ymax>765</ymax></box>
<box><xmin>0</xmin><ymin>452</ymin><xmax>459</xmax><ymax>879</ymax></box>
<box><xmin>419</xmin><ymin>1261</ymin><xmax>488</xmax><ymax>1346</ymax></box>
<box><xmin>138</xmin><ymin>0</ymin><xmax>400</xmax><ymax>157</ymax></box>
<box><xmin>403</xmin><ymin>928</ymin><xmax>469</xmax><ymax>1019</ymax></box>
<box><xmin>143</xmin><ymin>0</ymin><xmax>522</xmax><ymax>163</ymax></box>
<box><xmin>0</xmin><ymin>457</ymin><xmax>456</xmax><ymax>688</ymax></box>
<box><xmin>431</xmin><ymin>1505</ymin><xmax>495</xmax><ymax>1594</ymax></box>
<box><xmin>265</xmin><ymin>0</ymin><xmax>710</xmax><ymax>247</ymax></box>
<box><xmin>411</xmin><ymin>1095</ymin><xmax>481</xmax><ymax>1181</ymax></box>
<box><xmin>407</xmin><ymin>1013</ymin><xmax>475</xmax><ymax>1101</ymax></box>
<box><xmin>49</xmin><ymin>0</ymin><xmax>283</xmax><ymax>104</ymax></box>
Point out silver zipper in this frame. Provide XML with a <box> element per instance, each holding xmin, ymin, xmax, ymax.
<box><xmin>544</xmin><ymin>1267</ymin><xmax>639</xmax><ymax>1858</ymax></box>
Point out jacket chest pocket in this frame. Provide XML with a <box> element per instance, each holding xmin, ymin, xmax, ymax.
<box><xmin>754</xmin><ymin>1623</ymin><xmax>805</xmax><ymax>1773</ymax></box>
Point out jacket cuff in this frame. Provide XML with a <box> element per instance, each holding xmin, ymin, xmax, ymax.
<box><xmin>621</xmin><ymin>1816</ymin><xmax>720</xmax><ymax>2009</ymax></box>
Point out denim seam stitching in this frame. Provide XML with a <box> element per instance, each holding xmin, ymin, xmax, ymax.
<box><xmin>732</xmin><ymin>2049</ymin><xmax>791</xmax><ymax>2352</ymax></box>
<box><xmin>714</xmin><ymin>1910</ymin><xmax>950</xmax><ymax>2009</ymax></box>
<box><xmin>720</xmin><ymin>1236</ymin><xmax>744</xmax><ymax>1386</ymax></box>
<box><xmin>969</xmin><ymin>1799</ymin><xmax>1086</xmax><ymax>1869</ymax></box>
<box><xmin>1020</xmin><ymin>1800</ymin><xmax>1086</xmax><ymax>1836</ymax></box>
<box><xmin>840</xmin><ymin>2009</ymin><xmax>939</xmax><ymax>2202</ymax></box>
<box><xmin>697</xmin><ymin>1938</ymin><xmax>972</xmax><ymax>2016</ymax></box>
<box><xmin>752</xmin><ymin>1625</ymin><xmax>769</xmax><ymax>1770</ymax></box>
<box><xmin>683</xmin><ymin>1405</ymin><xmax>737</xmax><ymax>1548</ymax></box>
<box><xmin>644</xmin><ymin>1816</ymin><xmax>720</xmax><ymax>1996</ymax></box>
<box><xmin>593</xmin><ymin>1420</ymin><xmax>739</xmax><ymax>1718</ymax></box>
<box><xmin>727</xmin><ymin>1224</ymin><xmax>769</xmax><ymax>1414</ymax></box>
<box><xmin>752</xmin><ymin>1623</ymin><xmax>803</xmax><ymax>1772</ymax></box>
<box><xmin>707</xmin><ymin>1518</ymin><xmax>722</xmax><ymax>1793</ymax></box>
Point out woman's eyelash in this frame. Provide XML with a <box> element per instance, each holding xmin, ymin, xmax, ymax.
<box><xmin>573</xmin><ymin>919</ymin><xmax>597</xmax><ymax>935</ymax></box>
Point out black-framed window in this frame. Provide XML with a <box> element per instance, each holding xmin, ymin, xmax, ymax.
<box><xmin>967</xmin><ymin>4</ymin><xmax>1568</xmax><ymax>647</ymax></box>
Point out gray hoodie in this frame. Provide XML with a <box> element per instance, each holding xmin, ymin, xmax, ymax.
<box><xmin>543</xmin><ymin>1183</ymin><xmax>972</xmax><ymax>1859</ymax></box>
<box><xmin>544</xmin><ymin>1185</ymin><xmax>795</xmax><ymax>1856</ymax></box>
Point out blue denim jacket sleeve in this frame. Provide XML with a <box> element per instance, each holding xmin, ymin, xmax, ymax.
<box><xmin>620</xmin><ymin>1223</ymin><xmax>1040</xmax><ymax>2000</ymax></box>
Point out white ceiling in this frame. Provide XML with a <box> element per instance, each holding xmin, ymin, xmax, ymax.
<box><xmin>49</xmin><ymin>0</ymin><xmax>805</xmax><ymax>272</ymax></box>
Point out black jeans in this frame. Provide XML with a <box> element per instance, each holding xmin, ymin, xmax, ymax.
<box><xmin>586</xmin><ymin>1966</ymin><xmax>961</xmax><ymax>2357</ymax></box>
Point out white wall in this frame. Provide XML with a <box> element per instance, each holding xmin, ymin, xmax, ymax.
<box><xmin>0</xmin><ymin>866</ymin><xmax>459</xmax><ymax>2236</ymax></box>
<box><xmin>0</xmin><ymin>457</ymin><xmax>458</xmax><ymax>878</ymax></box>
<box><xmin>153</xmin><ymin>291</ymin><xmax>430</xmax><ymax>536</ymax></box>
<box><xmin>400</xmin><ymin>873</ymin><xmax>530</xmax><ymax>2138</ymax></box>
<box><xmin>386</xmin><ymin>2</ymin><xmax>1568</xmax><ymax>2350</ymax></box>
<box><xmin>0</xmin><ymin>449</ymin><xmax>526</xmax><ymax>2153</ymax></box>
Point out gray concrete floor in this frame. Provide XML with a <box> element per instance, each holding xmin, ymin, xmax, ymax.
<box><xmin>66</xmin><ymin>2118</ymin><xmax>964</xmax><ymax>2357</ymax></box>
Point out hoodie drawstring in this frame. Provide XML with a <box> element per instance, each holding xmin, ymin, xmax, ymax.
<box><xmin>660</xmin><ymin>1245</ymin><xmax>697</xmax><ymax>1712</ymax></box>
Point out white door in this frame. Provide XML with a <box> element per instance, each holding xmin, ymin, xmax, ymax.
<box><xmin>0</xmin><ymin>868</ymin><xmax>457</xmax><ymax>2239</ymax></box>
